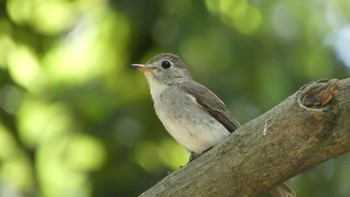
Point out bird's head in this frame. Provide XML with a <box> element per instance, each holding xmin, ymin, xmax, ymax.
<box><xmin>131</xmin><ymin>53</ymin><xmax>192</xmax><ymax>86</ymax></box>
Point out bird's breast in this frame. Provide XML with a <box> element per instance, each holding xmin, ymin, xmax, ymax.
<box><xmin>152</xmin><ymin>88</ymin><xmax>230</xmax><ymax>154</ymax></box>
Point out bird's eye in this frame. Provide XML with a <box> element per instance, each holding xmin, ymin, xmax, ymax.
<box><xmin>161</xmin><ymin>61</ymin><xmax>171</xmax><ymax>69</ymax></box>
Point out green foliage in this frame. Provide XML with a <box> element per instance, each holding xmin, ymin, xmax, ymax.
<box><xmin>0</xmin><ymin>0</ymin><xmax>349</xmax><ymax>196</ymax></box>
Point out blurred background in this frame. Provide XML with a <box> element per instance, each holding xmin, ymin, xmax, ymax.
<box><xmin>0</xmin><ymin>0</ymin><xmax>350</xmax><ymax>196</ymax></box>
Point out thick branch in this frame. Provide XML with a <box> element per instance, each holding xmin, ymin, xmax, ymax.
<box><xmin>140</xmin><ymin>78</ymin><xmax>350</xmax><ymax>197</ymax></box>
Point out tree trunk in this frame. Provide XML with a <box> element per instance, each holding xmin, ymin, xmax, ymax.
<box><xmin>140</xmin><ymin>78</ymin><xmax>350</xmax><ymax>197</ymax></box>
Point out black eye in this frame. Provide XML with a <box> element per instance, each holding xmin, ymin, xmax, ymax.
<box><xmin>161</xmin><ymin>61</ymin><xmax>171</xmax><ymax>69</ymax></box>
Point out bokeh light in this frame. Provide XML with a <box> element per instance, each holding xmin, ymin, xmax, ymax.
<box><xmin>0</xmin><ymin>0</ymin><xmax>350</xmax><ymax>196</ymax></box>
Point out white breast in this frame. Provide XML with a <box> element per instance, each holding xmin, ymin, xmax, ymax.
<box><xmin>151</xmin><ymin>85</ymin><xmax>230</xmax><ymax>154</ymax></box>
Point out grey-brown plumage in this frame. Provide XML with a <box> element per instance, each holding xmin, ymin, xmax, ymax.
<box><xmin>179</xmin><ymin>81</ymin><xmax>240</xmax><ymax>132</ymax></box>
<box><xmin>132</xmin><ymin>53</ymin><xmax>295</xmax><ymax>197</ymax></box>
<box><xmin>132</xmin><ymin>53</ymin><xmax>240</xmax><ymax>158</ymax></box>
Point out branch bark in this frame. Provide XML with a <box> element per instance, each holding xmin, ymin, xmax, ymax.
<box><xmin>140</xmin><ymin>78</ymin><xmax>350</xmax><ymax>197</ymax></box>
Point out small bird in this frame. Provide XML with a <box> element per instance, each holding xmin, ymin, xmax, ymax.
<box><xmin>132</xmin><ymin>53</ymin><xmax>295</xmax><ymax>197</ymax></box>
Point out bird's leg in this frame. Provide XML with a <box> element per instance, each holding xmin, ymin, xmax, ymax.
<box><xmin>189</xmin><ymin>152</ymin><xmax>200</xmax><ymax>162</ymax></box>
<box><xmin>188</xmin><ymin>147</ymin><xmax>213</xmax><ymax>162</ymax></box>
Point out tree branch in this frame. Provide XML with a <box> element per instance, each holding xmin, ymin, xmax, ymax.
<box><xmin>140</xmin><ymin>78</ymin><xmax>350</xmax><ymax>197</ymax></box>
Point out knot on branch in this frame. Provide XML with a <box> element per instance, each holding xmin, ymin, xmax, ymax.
<box><xmin>297</xmin><ymin>78</ymin><xmax>340</xmax><ymax>109</ymax></box>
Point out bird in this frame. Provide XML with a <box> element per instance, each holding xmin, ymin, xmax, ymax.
<box><xmin>132</xmin><ymin>53</ymin><xmax>296</xmax><ymax>197</ymax></box>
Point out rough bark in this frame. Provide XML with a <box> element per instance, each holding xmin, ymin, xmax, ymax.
<box><xmin>140</xmin><ymin>78</ymin><xmax>350</xmax><ymax>197</ymax></box>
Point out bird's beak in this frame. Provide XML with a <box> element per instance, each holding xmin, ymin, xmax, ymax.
<box><xmin>131</xmin><ymin>64</ymin><xmax>158</xmax><ymax>72</ymax></box>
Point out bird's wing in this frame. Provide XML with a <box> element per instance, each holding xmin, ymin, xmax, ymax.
<box><xmin>179</xmin><ymin>81</ymin><xmax>240</xmax><ymax>133</ymax></box>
